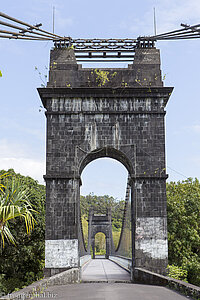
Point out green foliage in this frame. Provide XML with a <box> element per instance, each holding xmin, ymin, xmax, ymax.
<box><xmin>81</xmin><ymin>215</ymin><xmax>88</xmax><ymax>248</ymax></box>
<box><xmin>90</xmin><ymin>69</ymin><xmax>117</xmax><ymax>87</ymax></box>
<box><xmin>95</xmin><ymin>232</ymin><xmax>106</xmax><ymax>254</ymax></box>
<box><xmin>0</xmin><ymin>173</ymin><xmax>9</xmax><ymax>193</ymax></box>
<box><xmin>80</xmin><ymin>194</ymin><xmax>124</xmax><ymax>231</ymax></box>
<box><xmin>95</xmin><ymin>249</ymin><xmax>106</xmax><ymax>255</ymax></box>
<box><xmin>94</xmin><ymin>69</ymin><xmax>110</xmax><ymax>86</ymax></box>
<box><xmin>1</xmin><ymin>170</ymin><xmax>199</xmax><ymax>293</ymax></box>
<box><xmin>167</xmin><ymin>178</ymin><xmax>200</xmax><ymax>286</ymax></box>
<box><xmin>121</xmin><ymin>80</ymin><xmax>128</xmax><ymax>87</ymax></box>
<box><xmin>0</xmin><ymin>169</ymin><xmax>45</xmax><ymax>295</ymax></box>
<box><xmin>67</xmin><ymin>44</ymin><xmax>74</xmax><ymax>50</ymax></box>
<box><xmin>0</xmin><ymin>176</ymin><xmax>36</xmax><ymax>248</ymax></box>
<box><xmin>112</xmin><ymin>231</ymin><xmax>120</xmax><ymax>248</ymax></box>
<box><xmin>167</xmin><ymin>264</ymin><xmax>188</xmax><ymax>281</ymax></box>
<box><xmin>111</xmin><ymin>72</ymin><xmax>117</xmax><ymax>78</ymax></box>
<box><xmin>34</xmin><ymin>66</ymin><xmax>47</xmax><ymax>87</ymax></box>
<box><xmin>0</xmin><ymin>70</ymin><xmax>2</xmax><ymax>77</ymax></box>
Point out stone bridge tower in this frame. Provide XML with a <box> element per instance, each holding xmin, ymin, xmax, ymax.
<box><xmin>87</xmin><ymin>208</ymin><xmax>114</xmax><ymax>259</ymax></box>
<box><xmin>38</xmin><ymin>45</ymin><xmax>173</xmax><ymax>278</ymax></box>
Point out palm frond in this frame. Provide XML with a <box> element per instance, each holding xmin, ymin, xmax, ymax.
<box><xmin>0</xmin><ymin>223</ymin><xmax>16</xmax><ymax>248</ymax></box>
<box><xmin>0</xmin><ymin>176</ymin><xmax>38</xmax><ymax>248</ymax></box>
<box><xmin>0</xmin><ymin>172</ymin><xmax>10</xmax><ymax>193</ymax></box>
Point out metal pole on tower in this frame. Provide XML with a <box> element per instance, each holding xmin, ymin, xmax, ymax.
<box><xmin>53</xmin><ymin>6</ymin><xmax>55</xmax><ymax>34</ymax></box>
<box><xmin>154</xmin><ymin>7</ymin><xmax>157</xmax><ymax>36</ymax></box>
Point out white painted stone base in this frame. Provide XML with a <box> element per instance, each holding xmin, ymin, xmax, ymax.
<box><xmin>135</xmin><ymin>217</ymin><xmax>168</xmax><ymax>260</ymax></box>
<box><xmin>45</xmin><ymin>239</ymin><xmax>79</xmax><ymax>268</ymax></box>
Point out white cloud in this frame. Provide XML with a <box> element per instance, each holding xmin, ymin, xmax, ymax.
<box><xmin>0</xmin><ymin>139</ymin><xmax>45</xmax><ymax>184</ymax></box>
<box><xmin>190</xmin><ymin>124</ymin><xmax>200</xmax><ymax>133</ymax></box>
<box><xmin>0</xmin><ymin>158</ymin><xmax>45</xmax><ymax>184</ymax></box>
<box><xmin>0</xmin><ymin>139</ymin><xmax>26</xmax><ymax>158</ymax></box>
<box><xmin>155</xmin><ymin>0</ymin><xmax>200</xmax><ymax>33</ymax></box>
<box><xmin>120</xmin><ymin>0</ymin><xmax>200</xmax><ymax>36</ymax></box>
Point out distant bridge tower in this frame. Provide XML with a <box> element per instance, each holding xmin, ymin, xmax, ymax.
<box><xmin>38</xmin><ymin>42</ymin><xmax>173</xmax><ymax>279</ymax></box>
<box><xmin>87</xmin><ymin>208</ymin><xmax>115</xmax><ymax>259</ymax></box>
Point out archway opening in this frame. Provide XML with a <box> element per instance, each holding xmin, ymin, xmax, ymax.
<box><xmin>80</xmin><ymin>157</ymin><xmax>129</xmax><ymax>254</ymax></box>
<box><xmin>94</xmin><ymin>232</ymin><xmax>106</xmax><ymax>258</ymax></box>
<box><xmin>80</xmin><ymin>157</ymin><xmax>128</xmax><ymax>199</ymax></box>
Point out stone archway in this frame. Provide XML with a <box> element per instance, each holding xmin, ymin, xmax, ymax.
<box><xmin>87</xmin><ymin>208</ymin><xmax>114</xmax><ymax>259</ymax></box>
<box><xmin>78</xmin><ymin>153</ymin><xmax>131</xmax><ymax>264</ymax></box>
<box><xmin>93</xmin><ymin>232</ymin><xmax>107</xmax><ymax>259</ymax></box>
<box><xmin>38</xmin><ymin>45</ymin><xmax>172</xmax><ymax>278</ymax></box>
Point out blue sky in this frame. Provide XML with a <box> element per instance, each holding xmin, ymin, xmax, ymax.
<box><xmin>1</xmin><ymin>0</ymin><xmax>200</xmax><ymax>199</ymax></box>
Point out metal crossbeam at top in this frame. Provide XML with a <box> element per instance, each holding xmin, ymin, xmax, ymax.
<box><xmin>1</xmin><ymin>11</ymin><xmax>200</xmax><ymax>62</ymax></box>
<box><xmin>53</xmin><ymin>38</ymin><xmax>155</xmax><ymax>62</ymax></box>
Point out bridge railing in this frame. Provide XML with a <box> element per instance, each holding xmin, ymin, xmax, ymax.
<box><xmin>78</xmin><ymin>209</ymin><xmax>88</xmax><ymax>257</ymax></box>
<box><xmin>114</xmin><ymin>175</ymin><xmax>132</xmax><ymax>258</ymax></box>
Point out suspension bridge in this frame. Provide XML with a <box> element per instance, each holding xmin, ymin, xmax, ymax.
<box><xmin>0</xmin><ymin>11</ymin><xmax>200</xmax><ymax>300</ymax></box>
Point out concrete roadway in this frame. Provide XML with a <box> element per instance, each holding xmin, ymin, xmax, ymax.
<box><xmin>81</xmin><ymin>258</ymin><xmax>131</xmax><ymax>282</ymax></box>
<box><xmin>32</xmin><ymin>259</ymin><xmax>189</xmax><ymax>300</ymax></box>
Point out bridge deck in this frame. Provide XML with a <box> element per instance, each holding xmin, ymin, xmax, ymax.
<box><xmin>32</xmin><ymin>283</ymin><xmax>188</xmax><ymax>300</ymax></box>
<box><xmin>31</xmin><ymin>259</ymin><xmax>189</xmax><ymax>299</ymax></box>
<box><xmin>81</xmin><ymin>258</ymin><xmax>130</xmax><ymax>282</ymax></box>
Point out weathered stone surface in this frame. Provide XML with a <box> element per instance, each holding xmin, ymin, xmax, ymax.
<box><xmin>134</xmin><ymin>267</ymin><xmax>200</xmax><ymax>299</ymax></box>
<box><xmin>38</xmin><ymin>46</ymin><xmax>173</xmax><ymax>278</ymax></box>
<box><xmin>45</xmin><ymin>239</ymin><xmax>79</xmax><ymax>268</ymax></box>
<box><xmin>47</xmin><ymin>48</ymin><xmax>163</xmax><ymax>88</ymax></box>
<box><xmin>88</xmin><ymin>208</ymin><xmax>114</xmax><ymax>259</ymax></box>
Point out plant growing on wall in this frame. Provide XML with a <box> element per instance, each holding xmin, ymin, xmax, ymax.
<box><xmin>94</xmin><ymin>69</ymin><xmax>110</xmax><ymax>86</ymax></box>
<box><xmin>34</xmin><ymin>66</ymin><xmax>48</xmax><ymax>87</ymax></box>
<box><xmin>91</xmin><ymin>69</ymin><xmax>117</xmax><ymax>87</ymax></box>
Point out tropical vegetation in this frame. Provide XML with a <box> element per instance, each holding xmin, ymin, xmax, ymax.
<box><xmin>0</xmin><ymin>173</ymin><xmax>36</xmax><ymax>248</ymax></box>
<box><xmin>167</xmin><ymin>178</ymin><xmax>200</xmax><ymax>286</ymax></box>
<box><xmin>0</xmin><ymin>169</ymin><xmax>45</xmax><ymax>295</ymax></box>
<box><xmin>0</xmin><ymin>170</ymin><xmax>199</xmax><ymax>295</ymax></box>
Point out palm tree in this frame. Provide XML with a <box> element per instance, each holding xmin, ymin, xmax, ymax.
<box><xmin>0</xmin><ymin>172</ymin><xmax>8</xmax><ymax>193</ymax></box>
<box><xmin>0</xmin><ymin>174</ymin><xmax>37</xmax><ymax>248</ymax></box>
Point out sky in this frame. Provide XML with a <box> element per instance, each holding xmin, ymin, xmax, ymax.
<box><xmin>1</xmin><ymin>0</ymin><xmax>200</xmax><ymax>199</ymax></box>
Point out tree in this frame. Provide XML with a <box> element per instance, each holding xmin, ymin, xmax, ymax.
<box><xmin>0</xmin><ymin>173</ymin><xmax>7</xmax><ymax>193</ymax></box>
<box><xmin>0</xmin><ymin>170</ymin><xmax>45</xmax><ymax>295</ymax></box>
<box><xmin>167</xmin><ymin>178</ymin><xmax>200</xmax><ymax>286</ymax></box>
<box><xmin>1</xmin><ymin>170</ymin><xmax>199</xmax><ymax>293</ymax></box>
<box><xmin>0</xmin><ymin>174</ymin><xmax>36</xmax><ymax>248</ymax></box>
